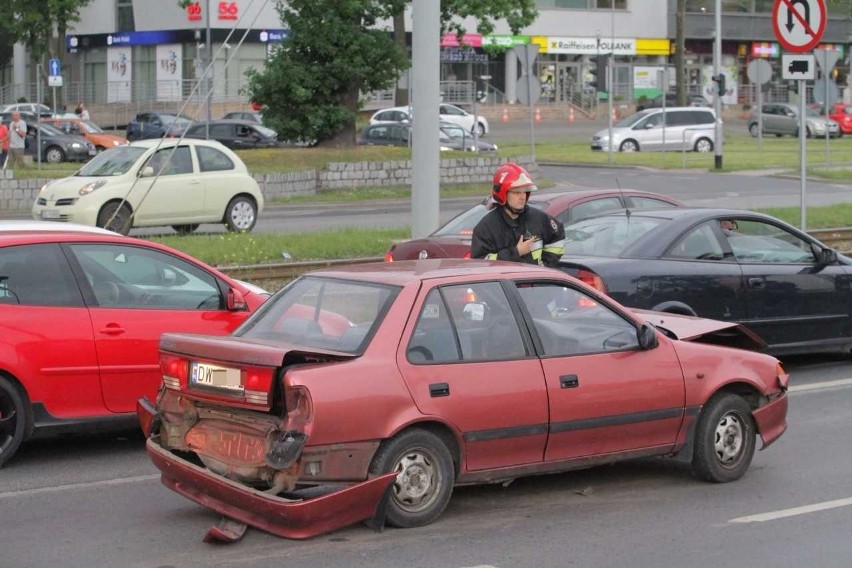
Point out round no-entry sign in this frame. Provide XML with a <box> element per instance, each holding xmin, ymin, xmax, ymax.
<box><xmin>772</xmin><ymin>0</ymin><xmax>826</xmax><ymax>53</ymax></box>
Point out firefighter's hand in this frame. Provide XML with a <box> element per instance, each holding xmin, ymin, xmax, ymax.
<box><xmin>517</xmin><ymin>234</ymin><xmax>538</xmax><ymax>256</ymax></box>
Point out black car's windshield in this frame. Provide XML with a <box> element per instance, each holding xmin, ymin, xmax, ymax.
<box><xmin>75</xmin><ymin>146</ymin><xmax>147</xmax><ymax>176</ymax></box>
<box><xmin>159</xmin><ymin>114</ymin><xmax>193</xmax><ymax>126</ymax></box>
<box><xmin>236</xmin><ymin>276</ymin><xmax>399</xmax><ymax>355</ymax></box>
<box><xmin>255</xmin><ymin>124</ymin><xmax>276</xmax><ymax>138</ymax></box>
<box><xmin>563</xmin><ymin>216</ymin><xmax>664</xmax><ymax>257</ymax></box>
<box><xmin>432</xmin><ymin>200</ymin><xmax>548</xmax><ymax>237</ymax></box>
<box><xmin>38</xmin><ymin>124</ymin><xmax>66</xmax><ymax>136</ymax></box>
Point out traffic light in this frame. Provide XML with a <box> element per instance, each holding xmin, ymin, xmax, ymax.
<box><xmin>712</xmin><ymin>73</ymin><xmax>726</xmax><ymax>97</ymax></box>
<box><xmin>589</xmin><ymin>55</ymin><xmax>609</xmax><ymax>94</ymax></box>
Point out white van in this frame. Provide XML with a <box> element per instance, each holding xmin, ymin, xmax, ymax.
<box><xmin>590</xmin><ymin>107</ymin><xmax>716</xmax><ymax>153</ymax></box>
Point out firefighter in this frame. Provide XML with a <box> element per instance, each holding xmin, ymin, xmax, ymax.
<box><xmin>471</xmin><ymin>162</ymin><xmax>565</xmax><ymax>267</ymax></box>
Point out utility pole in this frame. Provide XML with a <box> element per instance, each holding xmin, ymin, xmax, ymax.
<box><xmin>675</xmin><ymin>0</ymin><xmax>685</xmax><ymax>106</ymax></box>
<box><xmin>205</xmin><ymin>0</ymin><xmax>212</xmax><ymax>139</ymax></box>
<box><xmin>713</xmin><ymin>0</ymin><xmax>723</xmax><ymax>170</ymax></box>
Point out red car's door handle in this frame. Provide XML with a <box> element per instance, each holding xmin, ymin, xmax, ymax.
<box><xmin>99</xmin><ymin>324</ymin><xmax>125</xmax><ymax>335</ymax></box>
<box><xmin>560</xmin><ymin>374</ymin><xmax>579</xmax><ymax>389</ymax></box>
<box><xmin>429</xmin><ymin>383</ymin><xmax>450</xmax><ymax>397</ymax></box>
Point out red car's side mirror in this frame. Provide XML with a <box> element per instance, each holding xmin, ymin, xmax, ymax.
<box><xmin>227</xmin><ymin>288</ymin><xmax>248</xmax><ymax>311</ymax></box>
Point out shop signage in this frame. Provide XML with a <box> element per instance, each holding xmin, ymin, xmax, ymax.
<box><xmin>482</xmin><ymin>35</ymin><xmax>529</xmax><ymax>48</ymax></box>
<box><xmin>544</xmin><ymin>36</ymin><xmax>636</xmax><ymax>56</ymax></box>
<box><xmin>751</xmin><ymin>42</ymin><xmax>780</xmax><ymax>58</ymax></box>
<box><xmin>440</xmin><ymin>47</ymin><xmax>488</xmax><ymax>63</ymax></box>
<box><xmin>218</xmin><ymin>1</ymin><xmax>238</xmax><ymax>21</ymax></box>
<box><xmin>186</xmin><ymin>2</ymin><xmax>202</xmax><ymax>21</ymax></box>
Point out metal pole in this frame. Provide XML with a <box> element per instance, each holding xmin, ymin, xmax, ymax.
<box><xmin>608</xmin><ymin>4</ymin><xmax>614</xmax><ymax>165</ymax></box>
<box><xmin>472</xmin><ymin>78</ymin><xmax>479</xmax><ymax>152</ymax></box>
<box><xmin>410</xmin><ymin>0</ymin><xmax>440</xmax><ymax>239</ymax></box>
<box><xmin>205</xmin><ymin>0</ymin><xmax>212</xmax><ymax>139</ymax></box>
<box><xmin>36</xmin><ymin>63</ymin><xmax>42</xmax><ymax>169</ymax></box>
<box><xmin>799</xmin><ymin>79</ymin><xmax>807</xmax><ymax>230</ymax></box>
<box><xmin>757</xmin><ymin>66</ymin><xmax>763</xmax><ymax>150</ymax></box>
<box><xmin>713</xmin><ymin>0</ymin><xmax>723</xmax><ymax>169</ymax></box>
<box><xmin>824</xmin><ymin>65</ymin><xmax>830</xmax><ymax>166</ymax></box>
<box><xmin>527</xmin><ymin>46</ymin><xmax>536</xmax><ymax>162</ymax></box>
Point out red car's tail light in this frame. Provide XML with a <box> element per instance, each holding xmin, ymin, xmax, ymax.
<box><xmin>384</xmin><ymin>245</ymin><xmax>396</xmax><ymax>262</ymax></box>
<box><xmin>576</xmin><ymin>269</ymin><xmax>607</xmax><ymax>294</ymax></box>
<box><xmin>242</xmin><ymin>367</ymin><xmax>274</xmax><ymax>405</ymax></box>
<box><xmin>463</xmin><ymin>250</ymin><xmax>472</xmax><ymax>259</ymax></box>
<box><xmin>160</xmin><ymin>353</ymin><xmax>188</xmax><ymax>390</ymax></box>
<box><xmin>285</xmin><ymin>385</ymin><xmax>313</xmax><ymax>426</ymax></box>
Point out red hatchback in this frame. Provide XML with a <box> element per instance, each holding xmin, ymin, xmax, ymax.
<box><xmin>385</xmin><ymin>189</ymin><xmax>684</xmax><ymax>261</ymax></box>
<box><xmin>827</xmin><ymin>103</ymin><xmax>852</xmax><ymax>134</ymax></box>
<box><xmin>0</xmin><ymin>222</ymin><xmax>268</xmax><ymax>467</ymax></box>
<box><xmin>139</xmin><ymin>260</ymin><xmax>788</xmax><ymax>541</ymax></box>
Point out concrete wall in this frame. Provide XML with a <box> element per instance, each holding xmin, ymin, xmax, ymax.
<box><xmin>0</xmin><ymin>155</ymin><xmax>535</xmax><ymax>212</ymax></box>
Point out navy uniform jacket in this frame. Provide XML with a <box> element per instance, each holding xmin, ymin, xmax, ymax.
<box><xmin>471</xmin><ymin>205</ymin><xmax>565</xmax><ymax>267</ymax></box>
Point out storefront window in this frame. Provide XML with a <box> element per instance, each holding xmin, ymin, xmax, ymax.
<box><xmin>596</xmin><ymin>0</ymin><xmax>627</xmax><ymax>8</ymax></box>
<box><xmin>686</xmin><ymin>0</ymin><xmax>765</xmax><ymax>12</ymax></box>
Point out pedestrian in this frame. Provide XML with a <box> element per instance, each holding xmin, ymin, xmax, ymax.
<box><xmin>0</xmin><ymin>119</ymin><xmax>9</xmax><ymax>169</ymax></box>
<box><xmin>7</xmin><ymin>111</ymin><xmax>27</xmax><ymax>170</ymax></box>
<box><xmin>471</xmin><ymin>162</ymin><xmax>565</xmax><ymax>267</ymax></box>
<box><xmin>75</xmin><ymin>102</ymin><xmax>90</xmax><ymax>121</ymax></box>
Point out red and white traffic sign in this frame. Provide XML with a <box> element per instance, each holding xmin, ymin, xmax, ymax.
<box><xmin>772</xmin><ymin>0</ymin><xmax>826</xmax><ymax>53</ymax></box>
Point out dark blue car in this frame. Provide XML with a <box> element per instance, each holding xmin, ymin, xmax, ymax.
<box><xmin>556</xmin><ymin>207</ymin><xmax>849</xmax><ymax>356</ymax></box>
<box><xmin>126</xmin><ymin>112</ymin><xmax>194</xmax><ymax>141</ymax></box>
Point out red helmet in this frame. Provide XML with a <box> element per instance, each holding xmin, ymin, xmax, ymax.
<box><xmin>492</xmin><ymin>162</ymin><xmax>538</xmax><ymax>206</ymax></box>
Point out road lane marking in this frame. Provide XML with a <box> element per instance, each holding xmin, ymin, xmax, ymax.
<box><xmin>730</xmin><ymin>497</ymin><xmax>852</xmax><ymax>523</ymax></box>
<box><xmin>0</xmin><ymin>474</ymin><xmax>159</xmax><ymax>500</ymax></box>
<box><xmin>789</xmin><ymin>378</ymin><xmax>852</xmax><ymax>393</ymax></box>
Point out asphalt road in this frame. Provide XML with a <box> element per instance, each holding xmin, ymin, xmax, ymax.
<box><xmin>2</xmin><ymin>356</ymin><xmax>850</xmax><ymax>567</ymax></box>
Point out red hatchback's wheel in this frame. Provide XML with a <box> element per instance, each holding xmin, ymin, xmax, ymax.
<box><xmin>369</xmin><ymin>429</ymin><xmax>455</xmax><ymax>528</ymax></box>
<box><xmin>0</xmin><ymin>376</ymin><xmax>31</xmax><ymax>468</ymax></box>
<box><xmin>692</xmin><ymin>393</ymin><xmax>756</xmax><ymax>483</ymax></box>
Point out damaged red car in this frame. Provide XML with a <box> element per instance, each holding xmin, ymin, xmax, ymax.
<box><xmin>139</xmin><ymin>260</ymin><xmax>788</xmax><ymax>540</ymax></box>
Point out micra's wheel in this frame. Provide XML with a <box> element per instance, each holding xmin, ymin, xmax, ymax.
<box><xmin>805</xmin><ymin>127</ymin><xmax>812</xmax><ymax>138</ymax></box>
<box><xmin>748</xmin><ymin>123</ymin><xmax>760</xmax><ymax>137</ymax></box>
<box><xmin>692</xmin><ymin>393</ymin><xmax>756</xmax><ymax>483</ymax></box>
<box><xmin>694</xmin><ymin>137</ymin><xmax>714</xmax><ymax>153</ymax></box>
<box><xmin>45</xmin><ymin>146</ymin><xmax>65</xmax><ymax>164</ymax></box>
<box><xmin>369</xmin><ymin>429</ymin><xmax>455</xmax><ymax>528</ymax></box>
<box><xmin>171</xmin><ymin>224</ymin><xmax>200</xmax><ymax>236</ymax></box>
<box><xmin>0</xmin><ymin>376</ymin><xmax>32</xmax><ymax>468</ymax></box>
<box><xmin>619</xmin><ymin>139</ymin><xmax>639</xmax><ymax>152</ymax></box>
<box><xmin>224</xmin><ymin>196</ymin><xmax>258</xmax><ymax>232</ymax></box>
<box><xmin>474</xmin><ymin>122</ymin><xmax>486</xmax><ymax>137</ymax></box>
<box><xmin>97</xmin><ymin>201</ymin><xmax>133</xmax><ymax>236</ymax></box>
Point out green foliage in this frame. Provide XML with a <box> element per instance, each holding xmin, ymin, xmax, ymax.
<box><xmin>0</xmin><ymin>0</ymin><xmax>91</xmax><ymax>61</ymax></box>
<box><xmin>440</xmin><ymin>0</ymin><xmax>537</xmax><ymax>36</ymax></box>
<box><xmin>246</xmin><ymin>0</ymin><xmax>409</xmax><ymax>147</ymax></box>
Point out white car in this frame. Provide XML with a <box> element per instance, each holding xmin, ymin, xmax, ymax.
<box><xmin>370</xmin><ymin>103</ymin><xmax>489</xmax><ymax>137</ymax></box>
<box><xmin>31</xmin><ymin>139</ymin><xmax>264</xmax><ymax>235</ymax></box>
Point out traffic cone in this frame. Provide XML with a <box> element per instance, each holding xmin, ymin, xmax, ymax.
<box><xmin>501</xmin><ymin>107</ymin><xmax>510</xmax><ymax>123</ymax></box>
<box><xmin>568</xmin><ymin>107</ymin><xmax>575</xmax><ymax>123</ymax></box>
<box><xmin>534</xmin><ymin>107</ymin><xmax>542</xmax><ymax>123</ymax></box>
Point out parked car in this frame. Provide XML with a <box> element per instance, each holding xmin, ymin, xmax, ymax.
<box><xmin>555</xmin><ymin>207</ymin><xmax>851</xmax><ymax>356</ymax></box>
<box><xmin>222</xmin><ymin>111</ymin><xmax>263</xmax><ymax>124</ymax></box>
<box><xmin>748</xmin><ymin>103</ymin><xmax>841</xmax><ymax>138</ymax></box>
<box><xmin>370</xmin><ymin>104</ymin><xmax>489</xmax><ymax>137</ymax></box>
<box><xmin>0</xmin><ymin>103</ymin><xmax>54</xmax><ymax>117</ymax></box>
<box><xmin>385</xmin><ymin>189</ymin><xmax>683</xmax><ymax>261</ymax></box>
<box><xmin>358</xmin><ymin>122</ymin><xmax>497</xmax><ymax>152</ymax></box>
<box><xmin>42</xmin><ymin>117</ymin><xmax>128</xmax><ymax>151</ymax></box>
<box><xmin>826</xmin><ymin>103</ymin><xmax>852</xmax><ymax>134</ymax></box>
<box><xmin>126</xmin><ymin>112</ymin><xmax>194</xmax><ymax>141</ymax></box>
<box><xmin>591</xmin><ymin>107</ymin><xmax>716</xmax><ymax>152</ymax></box>
<box><xmin>138</xmin><ymin>260</ymin><xmax>788</xmax><ymax>540</ymax></box>
<box><xmin>31</xmin><ymin>139</ymin><xmax>264</xmax><ymax>235</ymax></box>
<box><xmin>24</xmin><ymin>122</ymin><xmax>97</xmax><ymax>163</ymax></box>
<box><xmin>184</xmin><ymin>120</ymin><xmax>282</xmax><ymax>149</ymax></box>
<box><xmin>0</xmin><ymin>221</ymin><xmax>270</xmax><ymax>467</ymax></box>
<box><xmin>636</xmin><ymin>93</ymin><xmax>711</xmax><ymax>111</ymax></box>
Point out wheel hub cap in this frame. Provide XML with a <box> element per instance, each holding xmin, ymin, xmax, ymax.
<box><xmin>714</xmin><ymin>414</ymin><xmax>743</xmax><ymax>464</ymax></box>
<box><xmin>392</xmin><ymin>451</ymin><xmax>439</xmax><ymax>512</ymax></box>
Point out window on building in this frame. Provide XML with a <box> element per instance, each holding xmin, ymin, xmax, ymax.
<box><xmin>596</xmin><ymin>0</ymin><xmax>627</xmax><ymax>8</ymax></box>
<box><xmin>116</xmin><ymin>0</ymin><xmax>135</xmax><ymax>32</ymax></box>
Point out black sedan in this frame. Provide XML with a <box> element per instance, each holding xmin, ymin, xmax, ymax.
<box><xmin>358</xmin><ymin>122</ymin><xmax>497</xmax><ymax>152</ymax></box>
<box><xmin>183</xmin><ymin>120</ymin><xmax>281</xmax><ymax>149</ymax></box>
<box><xmin>126</xmin><ymin>112</ymin><xmax>193</xmax><ymax>141</ymax></box>
<box><xmin>556</xmin><ymin>207</ymin><xmax>850</xmax><ymax>356</ymax></box>
<box><xmin>26</xmin><ymin>123</ymin><xmax>96</xmax><ymax>163</ymax></box>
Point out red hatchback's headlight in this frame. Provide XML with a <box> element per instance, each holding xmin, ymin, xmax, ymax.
<box><xmin>385</xmin><ymin>245</ymin><xmax>396</xmax><ymax>262</ymax></box>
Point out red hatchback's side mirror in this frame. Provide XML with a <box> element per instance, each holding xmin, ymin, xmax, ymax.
<box><xmin>227</xmin><ymin>288</ymin><xmax>248</xmax><ymax>311</ymax></box>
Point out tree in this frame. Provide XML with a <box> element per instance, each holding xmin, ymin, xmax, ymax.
<box><xmin>393</xmin><ymin>0</ymin><xmax>538</xmax><ymax>105</ymax></box>
<box><xmin>245</xmin><ymin>0</ymin><xmax>409</xmax><ymax>148</ymax></box>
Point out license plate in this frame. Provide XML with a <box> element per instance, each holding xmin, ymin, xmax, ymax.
<box><xmin>88</xmin><ymin>148</ymin><xmax>96</xmax><ymax>156</ymax></box>
<box><xmin>190</xmin><ymin>361</ymin><xmax>243</xmax><ymax>392</ymax></box>
<box><xmin>40</xmin><ymin>209</ymin><xmax>60</xmax><ymax>219</ymax></box>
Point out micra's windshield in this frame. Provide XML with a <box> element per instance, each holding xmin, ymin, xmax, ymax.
<box><xmin>75</xmin><ymin>146</ymin><xmax>147</xmax><ymax>177</ymax></box>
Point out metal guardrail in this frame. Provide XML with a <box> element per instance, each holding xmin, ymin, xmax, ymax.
<box><xmin>221</xmin><ymin>230</ymin><xmax>852</xmax><ymax>289</ymax></box>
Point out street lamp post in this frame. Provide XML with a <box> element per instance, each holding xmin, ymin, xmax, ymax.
<box><xmin>205</xmin><ymin>0</ymin><xmax>212</xmax><ymax>139</ymax></box>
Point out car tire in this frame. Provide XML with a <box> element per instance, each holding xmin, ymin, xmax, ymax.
<box><xmin>748</xmin><ymin>123</ymin><xmax>760</xmax><ymax>137</ymax></box>
<box><xmin>694</xmin><ymin>137</ymin><xmax>714</xmax><ymax>153</ymax></box>
<box><xmin>369</xmin><ymin>429</ymin><xmax>455</xmax><ymax>528</ymax></box>
<box><xmin>474</xmin><ymin>122</ymin><xmax>486</xmax><ymax>137</ymax></box>
<box><xmin>96</xmin><ymin>146</ymin><xmax>106</xmax><ymax>153</ymax></box>
<box><xmin>224</xmin><ymin>196</ymin><xmax>258</xmax><ymax>233</ymax></box>
<box><xmin>619</xmin><ymin>139</ymin><xmax>639</xmax><ymax>152</ymax></box>
<box><xmin>172</xmin><ymin>224</ymin><xmax>200</xmax><ymax>236</ymax></box>
<box><xmin>692</xmin><ymin>393</ymin><xmax>756</xmax><ymax>483</ymax></box>
<box><xmin>0</xmin><ymin>375</ymin><xmax>32</xmax><ymax>468</ymax></box>
<box><xmin>45</xmin><ymin>146</ymin><xmax>65</xmax><ymax>164</ymax></box>
<box><xmin>97</xmin><ymin>201</ymin><xmax>133</xmax><ymax>236</ymax></box>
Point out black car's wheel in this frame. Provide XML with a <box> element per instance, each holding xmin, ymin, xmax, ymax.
<box><xmin>748</xmin><ymin>123</ymin><xmax>760</xmax><ymax>137</ymax></box>
<box><xmin>692</xmin><ymin>393</ymin><xmax>756</xmax><ymax>483</ymax></box>
<box><xmin>0</xmin><ymin>376</ymin><xmax>31</xmax><ymax>468</ymax></box>
<box><xmin>45</xmin><ymin>146</ymin><xmax>65</xmax><ymax>164</ymax></box>
<box><xmin>172</xmin><ymin>224</ymin><xmax>200</xmax><ymax>236</ymax></box>
<box><xmin>224</xmin><ymin>196</ymin><xmax>258</xmax><ymax>232</ymax></box>
<box><xmin>97</xmin><ymin>201</ymin><xmax>133</xmax><ymax>236</ymax></box>
<box><xmin>619</xmin><ymin>139</ymin><xmax>640</xmax><ymax>152</ymax></box>
<box><xmin>694</xmin><ymin>137</ymin><xmax>714</xmax><ymax>153</ymax></box>
<box><xmin>369</xmin><ymin>429</ymin><xmax>455</xmax><ymax>528</ymax></box>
